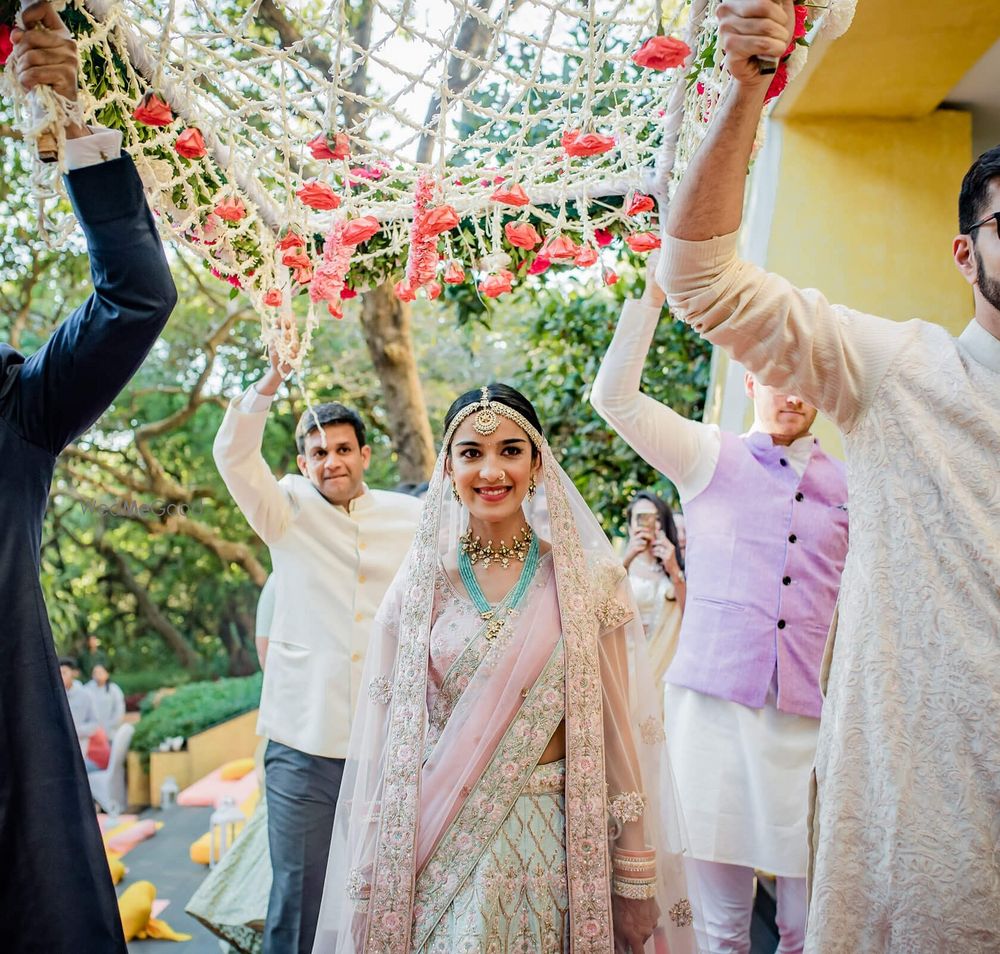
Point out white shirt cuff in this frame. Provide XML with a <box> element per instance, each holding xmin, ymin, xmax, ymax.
<box><xmin>235</xmin><ymin>383</ymin><xmax>276</xmax><ymax>413</ymax></box>
<box><xmin>64</xmin><ymin>127</ymin><xmax>124</xmax><ymax>171</ymax></box>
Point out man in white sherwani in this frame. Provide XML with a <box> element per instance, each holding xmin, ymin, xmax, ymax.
<box><xmin>656</xmin><ymin>2</ymin><xmax>1000</xmax><ymax>952</ymax></box>
<box><xmin>214</xmin><ymin>345</ymin><xmax>421</xmax><ymax>954</ymax></box>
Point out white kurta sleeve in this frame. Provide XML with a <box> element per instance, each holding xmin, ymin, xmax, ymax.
<box><xmin>591</xmin><ymin>299</ymin><xmax>720</xmax><ymax>502</ymax></box>
<box><xmin>658</xmin><ymin>232</ymin><xmax>916</xmax><ymax>434</ymax></box>
<box><xmin>212</xmin><ymin>386</ymin><xmax>293</xmax><ymax>544</ymax></box>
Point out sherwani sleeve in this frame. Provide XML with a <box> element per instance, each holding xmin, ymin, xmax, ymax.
<box><xmin>658</xmin><ymin>232</ymin><xmax>915</xmax><ymax>433</ymax></box>
<box><xmin>212</xmin><ymin>387</ymin><xmax>293</xmax><ymax>545</ymax></box>
<box><xmin>2</xmin><ymin>154</ymin><xmax>177</xmax><ymax>455</ymax></box>
<box><xmin>591</xmin><ymin>299</ymin><xmax>719</xmax><ymax>502</ymax></box>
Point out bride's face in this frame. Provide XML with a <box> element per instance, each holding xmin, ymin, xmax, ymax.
<box><xmin>447</xmin><ymin>414</ymin><xmax>539</xmax><ymax>526</ymax></box>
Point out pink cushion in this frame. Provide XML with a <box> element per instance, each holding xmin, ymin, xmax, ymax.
<box><xmin>106</xmin><ymin>819</ymin><xmax>158</xmax><ymax>855</ymax></box>
<box><xmin>177</xmin><ymin>767</ymin><xmax>258</xmax><ymax>807</ymax></box>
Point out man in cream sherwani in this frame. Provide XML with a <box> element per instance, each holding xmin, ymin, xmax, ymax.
<box><xmin>656</xmin><ymin>3</ymin><xmax>1000</xmax><ymax>952</ymax></box>
<box><xmin>214</xmin><ymin>345</ymin><xmax>421</xmax><ymax>954</ymax></box>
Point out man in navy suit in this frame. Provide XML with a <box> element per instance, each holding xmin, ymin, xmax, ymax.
<box><xmin>0</xmin><ymin>4</ymin><xmax>177</xmax><ymax>950</ymax></box>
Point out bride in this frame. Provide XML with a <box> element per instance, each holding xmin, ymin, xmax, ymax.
<box><xmin>312</xmin><ymin>384</ymin><xmax>695</xmax><ymax>953</ymax></box>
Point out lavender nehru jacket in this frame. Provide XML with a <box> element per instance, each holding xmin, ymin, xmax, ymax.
<box><xmin>666</xmin><ymin>431</ymin><xmax>848</xmax><ymax>718</ymax></box>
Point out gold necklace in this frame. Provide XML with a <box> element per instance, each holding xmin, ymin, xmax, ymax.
<box><xmin>460</xmin><ymin>525</ymin><xmax>534</xmax><ymax>570</ymax></box>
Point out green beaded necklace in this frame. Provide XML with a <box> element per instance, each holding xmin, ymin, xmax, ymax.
<box><xmin>458</xmin><ymin>530</ymin><xmax>540</xmax><ymax>640</ymax></box>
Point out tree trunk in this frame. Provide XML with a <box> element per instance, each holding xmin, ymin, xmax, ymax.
<box><xmin>359</xmin><ymin>281</ymin><xmax>436</xmax><ymax>481</ymax></box>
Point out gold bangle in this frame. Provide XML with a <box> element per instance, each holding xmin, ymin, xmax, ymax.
<box><xmin>612</xmin><ymin>877</ymin><xmax>657</xmax><ymax>900</ymax></box>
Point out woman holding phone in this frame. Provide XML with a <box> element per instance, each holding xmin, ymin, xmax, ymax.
<box><xmin>623</xmin><ymin>491</ymin><xmax>686</xmax><ymax>686</ymax></box>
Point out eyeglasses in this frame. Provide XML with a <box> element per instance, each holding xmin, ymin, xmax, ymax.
<box><xmin>968</xmin><ymin>211</ymin><xmax>1000</xmax><ymax>238</ymax></box>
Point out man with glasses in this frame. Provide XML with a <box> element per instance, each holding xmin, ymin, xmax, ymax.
<box><xmin>655</xmin><ymin>2</ymin><xmax>999</xmax><ymax>952</ymax></box>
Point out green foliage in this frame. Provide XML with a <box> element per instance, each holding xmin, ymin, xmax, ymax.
<box><xmin>131</xmin><ymin>672</ymin><xmax>262</xmax><ymax>767</ymax></box>
<box><xmin>114</xmin><ymin>669</ymin><xmax>194</xmax><ymax>699</ymax></box>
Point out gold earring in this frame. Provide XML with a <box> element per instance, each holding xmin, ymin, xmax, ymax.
<box><xmin>528</xmin><ymin>475</ymin><xmax>537</xmax><ymax>499</ymax></box>
<box><xmin>451</xmin><ymin>479</ymin><xmax>460</xmax><ymax>501</ymax></box>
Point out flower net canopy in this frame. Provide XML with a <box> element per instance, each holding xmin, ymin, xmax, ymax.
<box><xmin>5</xmin><ymin>0</ymin><xmax>855</xmax><ymax>350</ymax></box>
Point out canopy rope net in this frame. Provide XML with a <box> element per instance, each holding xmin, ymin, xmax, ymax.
<box><xmin>2</xmin><ymin>0</ymin><xmax>854</xmax><ymax>363</ymax></box>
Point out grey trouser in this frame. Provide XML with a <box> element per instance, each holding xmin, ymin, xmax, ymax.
<box><xmin>263</xmin><ymin>740</ymin><xmax>345</xmax><ymax>954</ymax></box>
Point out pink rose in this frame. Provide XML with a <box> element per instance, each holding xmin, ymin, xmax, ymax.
<box><xmin>562</xmin><ymin>129</ymin><xmax>615</xmax><ymax>158</ymax></box>
<box><xmin>341</xmin><ymin>215</ymin><xmax>380</xmax><ymax>246</ymax></box>
<box><xmin>281</xmin><ymin>250</ymin><xmax>311</xmax><ymax>270</ymax></box>
<box><xmin>631</xmin><ymin>35</ymin><xmax>691</xmax><ymax>71</ymax></box>
<box><xmin>426</xmin><ymin>280</ymin><xmax>442</xmax><ymax>300</ymax></box>
<box><xmin>625</xmin><ymin>231</ymin><xmax>661</xmax><ymax>253</ymax></box>
<box><xmin>277</xmin><ymin>231</ymin><xmax>305</xmax><ymax>250</ymax></box>
<box><xmin>491</xmin><ymin>183</ymin><xmax>530</xmax><ymax>207</ymax></box>
<box><xmin>175</xmin><ymin>128</ymin><xmax>207</xmax><ymax>159</ymax></box>
<box><xmin>442</xmin><ymin>261</ymin><xmax>465</xmax><ymax>284</ymax></box>
<box><xmin>527</xmin><ymin>255</ymin><xmax>551</xmax><ymax>275</ymax></box>
<box><xmin>478</xmin><ymin>269</ymin><xmax>514</xmax><ymax>299</ymax></box>
<box><xmin>504</xmin><ymin>221</ymin><xmax>542</xmax><ymax>250</ymax></box>
<box><xmin>296</xmin><ymin>181</ymin><xmax>341</xmax><ymax>210</ymax></box>
<box><xmin>214</xmin><ymin>197</ymin><xmax>247</xmax><ymax>223</ymax></box>
<box><xmin>394</xmin><ymin>279</ymin><xmax>416</xmax><ymax>302</ymax></box>
<box><xmin>263</xmin><ymin>289</ymin><xmax>282</xmax><ymax>307</ymax></box>
<box><xmin>542</xmin><ymin>234</ymin><xmax>579</xmax><ymax>260</ymax></box>
<box><xmin>627</xmin><ymin>193</ymin><xmax>655</xmax><ymax>216</ymax></box>
<box><xmin>574</xmin><ymin>245</ymin><xmax>598</xmax><ymax>267</ymax></box>
<box><xmin>603</xmin><ymin>269</ymin><xmax>618</xmax><ymax>286</ymax></box>
<box><xmin>423</xmin><ymin>205</ymin><xmax>460</xmax><ymax>236</ymax></box>
<box><xmin>307</xmin><ymin>131</ymin><xmax>350</xmax><ymax>161</ymax></box>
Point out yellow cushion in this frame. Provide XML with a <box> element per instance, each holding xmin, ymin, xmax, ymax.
<box><xmin>118</xmin><ymin>880</ymin><xmax>192</xmax><ymax>942</ymax></box>
<box><xmin>189</xmin><ymin>788</ymin><xmax>260</xmax><ymax>865</ymax></box>
<box><xmin>107</xmin><ymin>850</ymin><xmax>126</xmax><ymax>885</ymax></box>
<box><xmin>219</xmin><ymin>757</ymin><xmax>255</xmax><ymax>781</ymax></box>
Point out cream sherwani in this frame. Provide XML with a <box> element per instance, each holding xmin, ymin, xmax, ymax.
<box><xmin>213</xmin><ymin>387</ymin><xmax>422</xmax><ymax>758</ymax></box>
<box><xmin>660</xmin><ymin>232</ymin><xmax>1000</xmax><ymax>954</ymax></box>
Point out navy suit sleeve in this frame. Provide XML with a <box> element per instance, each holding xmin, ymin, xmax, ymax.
<box><xmin>4</xmin><ymin>154</ymin><xmax>177</xmax><ymax>455</ymax></box>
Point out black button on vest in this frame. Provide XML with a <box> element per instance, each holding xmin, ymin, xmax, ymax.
<box><xmin>783</xmin><ymin>576</ymin><xmax>791</xmax><ymax>585</ymax></box>
<box><xmin>788</xmin><ymin>534</ymin><xmax>797</xmax><ymax>543</ymax></box>
<box><xmin>795</xmin><ymin>492</ymin><xmax>804</xmax><ymax>501</ymax></box>
<box><xmin>779</xmin><ymin>458</ymin><xmax>788</xmax><ymax>466</ymax></box>
<box><xmin>777</xmin><ymin>619</ymin><xmax>787</xmax><ymax>629</ymax></box>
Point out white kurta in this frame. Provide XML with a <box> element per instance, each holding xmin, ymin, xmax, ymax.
<box><xmin>593</xmin><ymin>300</ymin><xmax>820</xmax><ymax>877</ymax></box>
<box><xmin>661</xmin><ymin>232</ymin><xmax>1000</xmax><ymax>954</ymax></box>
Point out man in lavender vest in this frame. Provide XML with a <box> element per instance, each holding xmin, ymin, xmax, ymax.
<box><xmin>591</xmin><ymin>256</ymin><xmax>848</xmax><ymax>954</ymax></box>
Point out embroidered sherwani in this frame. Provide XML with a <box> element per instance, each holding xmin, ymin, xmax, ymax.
<box><xmin>660</xmin><ymin>232</ymin><xmax>1000</xmax><ymax>954</ymax></box>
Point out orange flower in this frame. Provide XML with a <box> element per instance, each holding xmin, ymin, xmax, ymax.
<box><xmin>542</xmin><ymin>234</ymin><xmax>579</xmax><ymax>260</ymax></box>
<box><xmin>627</xmin><ymin>193</ymin><xmax>655</xmax><ymax>216</ymax></box>
<box><xmin>263</xmin><ymin>288</ymin><xmax>282</xmax><ymax>307</ymax></box>
<box><xmin>625</xmin><ymin>231</ymin><xmax>661</xmax><ymax>253</ymax></box>
<box><xmin>308</xmin><ymin>132</ymin><xmax>350</xmax><ymax>161</ymax></box>
<box><xmin>426</xmin><ymin>281</ymin><xmax>443</xmax><ymax>300</ymax></box>
<box><xmin>504</xmin><ymin>222</ymin><xmax>543</xmax><ymax>250</ymax></box>
<box><xmin>423</xmin><ymin>205</ymin><xmax>460</xmax><ymax>236</ymax></box>
<box><xmin>491</xmin><ymin>183</ymin><xmax>530</xmax><ymax>207</ymax></box>
<box><xmin>631</xmin><ymin>36</ymin><xmax>691</xmax><ymax>71</ymax></box>
<box><xmin>214</xmin><ymin>197</ymin><xmax>247</xmax><ymax>223</ymax></box>
<box><xmin>574</xmin><ymin>245</ymin><xmax>598</xmax><ymax>267</ymax></box>
<box><xmin>443</xmin><ymin>261</ymin><xmax>466</xmax><ymax>284</ymax></box>
<box><xmin>277</xmin><ymin>232</ymin><xmax>305</xmax><ymax>250</ymax></box>
<box><xmin>297</xmin><ymin>181</ymin><xmax>341</xmax><ymax>210</ymax></box>
<box><xmin>175</xmin><ymin>128</ymin><xmax>206</xmax><ymax>159</ymax></box>
<box><xmin>479</xmin><ymin>269</ymin><xmax>515</xmax><ymax>298</ymax></box>
<box><xmin>341</xmin><ymin>216</ymin><xmax>381</xmax><ymax>246</ymax></box>
<box><xmin>133</xmin><ymin>93</ymin><xmax>173</xmax><ymax>127</ymax></box>
<box><xmin>562</xmin><ymin>129</ymin><xmax>615</xmax><ymax>158</ymax></box>
<box><xmin>282</xmin><ymin>250</ymin><xmax>311</xmax><ymax>269</ymax></box>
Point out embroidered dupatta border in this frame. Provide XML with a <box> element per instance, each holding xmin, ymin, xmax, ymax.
<box><xmin>541</xmin><ymin>443</ymin><xmax>615</xmax><ymax>952</ymax></box>
<box><xmin>410</xmin><ymin>637</ymin><xmax>566</xmax><ymax>947</ymax></box>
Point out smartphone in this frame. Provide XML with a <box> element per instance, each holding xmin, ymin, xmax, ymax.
<box><xmin>636</xmin><ymin>512</ymin><xmax>656</xmax><ymax>530</ymax></box>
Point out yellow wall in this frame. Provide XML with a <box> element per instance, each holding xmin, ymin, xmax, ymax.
<box><xmin>767</xmin><ymin>110</ymin><xmax>973</xmax><ymax>334</ymax></box>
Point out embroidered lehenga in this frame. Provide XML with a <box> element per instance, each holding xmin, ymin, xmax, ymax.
<box><xmin>312</xmin><ymin>426</ymin><xmax>695</xmax><ymax>954</ymax></box>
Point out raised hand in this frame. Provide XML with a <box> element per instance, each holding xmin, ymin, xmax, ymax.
<box><xmin>716</xmin><ymin>0</ymin><xmax>795</xmax><ymax>86</ymax></box>
<box><xmin>10</xmin><ymin>3</ymin><xmax>78</xmax><ymax>102</ymax></box>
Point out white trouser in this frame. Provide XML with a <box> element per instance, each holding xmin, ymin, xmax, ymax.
<box><xmin>684</xmin><ymin>858</ymin><xmax>807</xmax><ymax>954</ymax></box>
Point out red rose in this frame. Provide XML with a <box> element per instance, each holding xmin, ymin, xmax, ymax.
<box><xmin>625</xmin><ymin>231</ymin><xmax>661</xmax><ymax>253</ymax></box>
<box><xmin>594</xmin><ymin>228</ymin><xmax>613</xmax><ymax>247</ymax></box>
<box><xmin>297</xmin><ymin>181</ymin><xmax>341</xmax><ymax>210</ymax></box>
<box><xmin>765</xmin><ymin>62</ymin><xmax>789</xmax><ymax>103</ymax></box>
<box><xmin>282</xmin><ymin>250</ymin><xmax>311</xmax><ymax>270</ymax></box>
<box><xmin>133</xmin><ymin>93</ymin><xmax>174</xmax><ymax>127</ymax></box>
<box><xmin>527</xmin><ymin>255</ymin><xmax>552</xmax><ymax>275</ymax></box>
<box><xmin>504</xmin><ymin>222</ymin><xmax>542</xmax><ymax>250</ymax></box>
<box><xmin>627</xmin><ymin>193</ymin><xmax>655</xmax><ymax>216</ymax></box>
<box><xmin>631</xmin><ymin>36</ymin><xmax>691</xmax><ymax>71</ymax></box>
<box><xmin>0</xmin><ymin>25</ymin><xmax>13</xmax><ymax>67</ymax></box>
<box><xmin>263</xmin><ymin>289</ymin><xmax>282</xmax><ymax>307</ymax></box>
<box><xmin>542</xmin><ymin>234</ymin><xmax>579</xmax><ymax>260</ymax></box>
<box><xmin>214</xmin><ymin>197</ymin><xmax>247</xmax><ymax>223</ymax></box>
<box><xmin>175</xmin><ymin>128</ymin><xmax>207</xmax><ymax>159</ymax></box>
<box><xmin>423</xmin><ymin>205</ymin><xmax>460</xmax><ymax>236</ymax></box>
<box><xmin>340</xmin><ymin>287</ymin><xmax>358</xmax><ymax>299</ymax></box>
<box><xmin>327</xmin><ymin>302</ymin><xmax>344</xmax><ymax>319</ymax></box>
<box><xmin>308</xmin><ymin>132</ymin><xmax>350</xmax><ymax>161</ymax></box>
<box><xmin>443</xmin><ymin>261</ymin><xmax>466</xmax><ymax>284</ymax></box>
<box><xmin>562</xmin><ymin>129</ymin><xmax>616</xmax><ymax>158</ymax></box>
<box><xmin>574</xmin><ymin>245</ymin><xmax>598</xmax><ymax>267</ymax></box>
<box><xmin>491</xmin><ymin>183</ymin><xmax>530</xmax><ymax>207</ymax></box>
<box><xmin>426</xmin><ymin>281</ymin><xmax>442</xmax><ymax>300</ymax></box>
<box><xmin>277</xmin><ymin>232</ymin><xmax>305</xmax><ymax>251</ymax></box>
<box><xmin>341</xmin><ymin>215</ymin><xmax>380</xmax><ymax>246</ymax></box>
<box><xmin>603</xmin><ymin>269</ymin><xmax>618</xmax><ymax>286</ymax></box>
